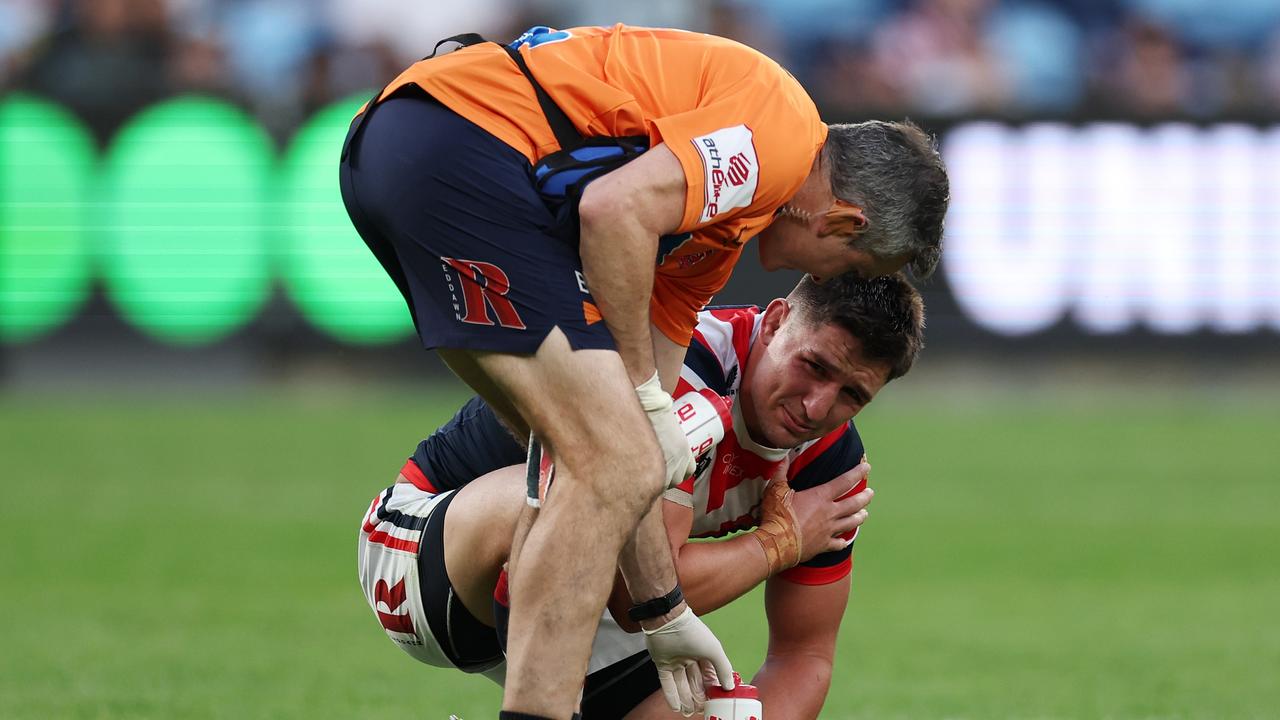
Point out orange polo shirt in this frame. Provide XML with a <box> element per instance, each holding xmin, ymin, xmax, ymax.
<box><xmin>372</xmin><ymin>24</ymin><xmax>827</xmax><ymax>345</ymax></box>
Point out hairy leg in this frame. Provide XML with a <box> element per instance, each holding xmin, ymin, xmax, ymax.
<box><xmin>455</xmin><ymin>328</ymin><xmax>665</xmax><ymax>717</ymax></box>
<box><xmin>438</xmin><ymin>348</ymin><xmax>530</xmax><ymax>443</ymax></box>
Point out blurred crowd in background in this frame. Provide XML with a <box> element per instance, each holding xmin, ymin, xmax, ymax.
<box><xmin>2</xmin><ymin>0</ymin><xmax>1280</xmax><ymax>145</ymax></box>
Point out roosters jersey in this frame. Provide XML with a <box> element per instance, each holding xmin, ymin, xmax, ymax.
<box><xmin>405</xmin><ymin>305</ymin><xmax>865</xmax><ymax>586</ymax></box>
<box><xmin>368</xmin><ymin>24</ymin><xmax>828</xmax><ymax>346</ymax></box>
<box><xmin>667</xmin><ymin>306</ymin><xmax>865</xmax><ymax>585</ymax></box>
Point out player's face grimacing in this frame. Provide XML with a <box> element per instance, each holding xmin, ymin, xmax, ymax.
<box><xmin>739</xmin><ymin>299</ymin><xmax>891</xmax><ymax>448</ymax></box>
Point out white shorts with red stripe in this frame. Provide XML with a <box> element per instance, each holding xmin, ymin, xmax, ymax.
<box><xmin>356</xmin><ymin>484</ymin><xmax>454</xmax><ymax>668</ymax></box>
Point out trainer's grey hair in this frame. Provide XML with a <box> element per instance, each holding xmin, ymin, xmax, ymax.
<box><xmin>823</xmin><ymin>120</ymin><xmax>949</xmax><ymax>278</ymax></box>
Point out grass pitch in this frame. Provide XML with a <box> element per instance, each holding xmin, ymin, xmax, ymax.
<box><xmin>1</xmin><ymin>384</ymin><xmax>1276</xmax><ymax>719</ymax></box>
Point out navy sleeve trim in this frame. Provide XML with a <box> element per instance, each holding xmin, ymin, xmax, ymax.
<box><xmin>788</xmin><ymin>421</ymin><xmax>867</xmax><ymax>572</ymax></box>
<box><xmin>683</xmin><ymin>337</ymin><xmax>731</xmax><ymax>396</ymax></box>
<box><xmin>412</xmin><ymin>396</ymin><xmax>527</xmax><ymax>492</ymax></box>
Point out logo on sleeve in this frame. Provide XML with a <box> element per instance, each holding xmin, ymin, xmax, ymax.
<box><xmin>692</xmin><ymin>125</ymin><xmax>759</xmax><ymax>224</ymax></box>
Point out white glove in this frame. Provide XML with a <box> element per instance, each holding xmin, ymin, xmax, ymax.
<box><xmin>643</xmin><ymin>607</ymin><xmax>736</xmax><ymax>716</ymax></box>
<box><xmin>636</xmin><ymin>371</ymin><xmax>697</xmax><ymax>489</ymax></box>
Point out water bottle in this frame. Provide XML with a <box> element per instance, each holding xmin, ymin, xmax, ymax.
<box><xmin>704</xmin><ymin>673</ymin><xmax>762</xmax><ymax>720</ymax></box>
<box><xmin>674</xmin><ymin>388</ymin><xmax>731</xmax><ymax>461</ymax></box>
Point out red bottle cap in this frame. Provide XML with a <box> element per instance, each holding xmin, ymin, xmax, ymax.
<box><xmin>698</xmin><ymin>388</ymin><xmax>733</xmax><ymax>429</ymax></box>
<box><xmin>706</xmin><ymin>673</ymin><xmax>758</xmax><ymax>700</ymax></box>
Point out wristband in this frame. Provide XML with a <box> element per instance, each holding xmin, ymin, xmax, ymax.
<box><xmin>628</xmin><ymin>584</ymin><xmax>685</xmax><ymax>622</ymax></box>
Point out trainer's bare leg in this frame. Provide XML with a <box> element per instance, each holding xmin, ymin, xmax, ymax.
<box><xmin>438</xmin><ymin>349</ymin><xmax>541</xmax><ymax>596</ymax></box>
<box><xmin>440</xmin><ymin>348</ymin><xmax>544</xmax><ymax>620</ymax></box>
<box><xmin>440</xmin><ymin>328</ymin><xmax>666</xmax><ymax>717</ymax></box>
<box><xmin>439</xmin><ymin>349</ymin><xmax>529</xmax><ymax>443</ymax></box>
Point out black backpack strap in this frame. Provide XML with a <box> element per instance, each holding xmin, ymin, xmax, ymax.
<box><xmin>345</xmin><ymin>32</ymin><xmax>584</xmax><ymax>164</ymax></box>
<box><xmin>340</xmin><ymin>89</ymin><xmax>380</xmax><ymax>165</ymax></box>
<box><xmin>342</xmin><ymin>33</ymin><xmax>489</xmax><ymax>165</ymax></box>
<box><xmin>424</xmin><ymin>33</ymin><xmax>487</xmax><ymax>60</ymax></box>
<box><xmin>425</xmin><ymin>33</ymin><xmax>580</xmax><ymax>150</ymax></box>
<box><xmin>502</xmin><ymin>45</ymin><xmax>582</xmax><ymax>151</ymax></box>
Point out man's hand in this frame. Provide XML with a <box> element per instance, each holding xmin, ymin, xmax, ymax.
<box><xmin>642</xmin><ymin>606</ymin><xmax>736</xmax><ymax>716</ymax></box>
<box><xmin>636</xmin><ymin>371</ymin><xmax>697</xmax><ymax>489</ymax></box>
<box><xmin>790</xmin><ymin>461</ymin><xmax>873</xmax><ymax>563</ymax></box>
<box><xmin>752</xmin><ymin>460</ymin><xmax>874</xmax><ymax>574</ymax></box>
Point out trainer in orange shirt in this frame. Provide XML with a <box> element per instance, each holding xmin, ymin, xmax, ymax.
<box><xmin>338</xmin><ymin>24</ymin><xmax>948</xmax><ymax>720</ymax></box>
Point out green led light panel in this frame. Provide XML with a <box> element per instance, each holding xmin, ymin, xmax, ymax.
<box><xmin>100</xmin><ymin>97</ymin><xmax>272</xmax><ymax>344</ymax></box>
<box><xmin>0</xmin><ymin>95</ymin><xmax>94</xmax><ymax>343</ymax></box>
<box><xmin>278</xmin><ymin>95</ymin><xmax>413</xmax><ymax>344</ymax></box>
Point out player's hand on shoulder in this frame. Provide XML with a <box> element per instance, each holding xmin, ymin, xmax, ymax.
<box><xmin>789</xmin><ymin>460</ymin><xmax>874</xmax><ymax>560</ymax></box>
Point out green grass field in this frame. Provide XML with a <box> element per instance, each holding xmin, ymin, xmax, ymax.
<box><xmin>2</xmin><ymin>385</ymin><xmax>1277</xmax><ymax>719</ymax></box>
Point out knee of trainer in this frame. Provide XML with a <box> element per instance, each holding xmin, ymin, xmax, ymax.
<box><xmin>613</xmin><ymin>446</ymin><xmax>665</xmax><ymax>512</ymax></box>
<box><xmin>567</xmin><ymin>448</ymin><xmax>663</xmax><ymax>518</ymax></box>
<box><xmin>632</xmin><ymin>449</ymin><xmax>666</xmax><ymax>499</ymax></box>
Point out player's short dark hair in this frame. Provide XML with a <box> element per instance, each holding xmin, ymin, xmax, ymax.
<box><xmin>823</xmin><ymin>120</ymin><xmax>949</xmax><ymax>279</ymax></box>
<box><xmin>786</xmin><ymin>272</ymin><xmax>925</xmax><ymax>382</ymax></box>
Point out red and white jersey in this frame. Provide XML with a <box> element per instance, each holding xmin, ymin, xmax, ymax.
<box><xmin>668</xmin><ymin>306</ymin><xmax>866</xmax><ymax>585</ymax></box>
<box><xmin>587</xmin><ymin>305</ymin><xmax>868</xmax><ymax>674</ymax></box>
<box><xmin>384</xmin><ymin>305</ymin><xmax>869</xmax><ymax>678</ymax></box>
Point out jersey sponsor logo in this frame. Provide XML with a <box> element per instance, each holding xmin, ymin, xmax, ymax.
<box><xmin>726</xmin><ymin>153</ymin><xmax>752</xmax><ymax>187</ymax></box>
<box><xmin>374</xmin><ymin>578</ymin><xmax>415</xmax><ymax>634</ymax></box>
<box><xmin>692</xmin><ymin>125</ymin><xmax>759</xmax><ymax>224</ymax></box>
<box><xmin>441</xmin><ymin>258</ymin><xmax>528</xmax><ymax>330</ymax></box>
<box><xmin>677</xmin><ymin>250</ymin><xmax>716</xmax><ymax>269</ymax></box>
<box><xmin>692</xmin><ymin>453</ymin><xmax>714</xmax><ymax>479</ymax></box>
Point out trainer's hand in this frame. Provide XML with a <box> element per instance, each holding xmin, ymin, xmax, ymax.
<box><xmin>642</xmin><ymin>607</ymin><xmax>736</xmax><ymax>716</ymax></box>
<box><xmin>790</xmin><ymin>460</ymin><xmax>874</xmax><ymax>562</ymax></box>
<box><xmin>636</xmin><ymin>371</ymin><xmax>697</xmax><ymax>489</ymax></box>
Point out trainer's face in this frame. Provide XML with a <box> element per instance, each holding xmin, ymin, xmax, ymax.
<box><xmin>740</xmin><ymin>300</ymin><xmax>891</xmax><ymax>449</ymax></box>
<box><xmin>757</xmin><ymin>164</ymin><xmax>908</xmax><ymax>281</ymax></box>
<box><xmin>758</xmin><ymin>230</ymin><xmax>905</xmax><ymax>282</ymax></box>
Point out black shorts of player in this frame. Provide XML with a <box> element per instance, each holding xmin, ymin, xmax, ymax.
<box><xmin>339</xmin><ymin>84</ymin><xmax>616</xmax><ymax>354</ymax></box>
<box><xmin>493</xmin><ymin>593</ymin><xmax>659</xmax><ymax>719</ymax></box>
<box><xmin>417</xmin><ymin>490</ymin><xmax>503</xmax><ymax>673</ymax></box>
<box><xmin>581</xmin><ymin>652</ymin><xmax>661</xmax><ymax>719</ymax></box>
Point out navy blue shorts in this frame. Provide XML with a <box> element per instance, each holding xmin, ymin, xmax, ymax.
<box><xmin>339</xmin><ymin>86</ymin><xmax>616</xmax><ymax>354</ymax></box>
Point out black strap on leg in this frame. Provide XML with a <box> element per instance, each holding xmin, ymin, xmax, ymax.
<box><xmin>525</xmin><ymin>433</ymin><xmax>542</xmax><ymax>508</ymax></box>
